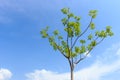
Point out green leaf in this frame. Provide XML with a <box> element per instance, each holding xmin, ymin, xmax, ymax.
<box><xmin>88</xmin><ymin>34</ymin><xmax>93</xmax><ymax>40</ymax></box>
<box><xmin>89</xmin><ymin>10</ymin><xmax>97</xmax><ymax>13</ymax></box>
<box><xmin>64</xmin><ymin>27</ymin><xmax>73</xmax><ymax>37</ymax></box>
<box><xmin>58</xmin><ymin>36</ymin><xmax>63</xmax><ymax>40</ymax></box>
<box><xmin>106</xmin><ymin>26</ymin><xmax>111</xmax><ymax>33</ymax></box>
<box><xmin>71</xmin><ymin>52</ymin><xmax>77</xmax><ymax>58</ymax></box>
<box><xmin>108</xmin><ymin>31</ymin><xmax>114</xmax><ymax>36</ymax></box>
<box><xmin>58</xmin><ymin>46</ymin><xmax>63</xmax><ymax>52</ymax></box>
<box><xmin>61</xmin><ymin>8</ymin><xmax>69</xmax><ymax>14</ymax></box>
<box><xmin>40</xmin><ymin>30</ymin><xmax>48</xmax><ymax>38</ymax></box>
<box><xmin>64</xmin><ymin>27</ymin><xmax>67</xmax><ymax>32</ymax></box>
<box><xmin>95</xmin><ymin>31</ymin><xmax>100</xmax><ymax>36</ymax></box>
<box><xmin>80</xmin><ymin>46</ymin><xmax>86</xmax><ymax>53</ymax></box>
<box><xmin>75</xmin><ymin>47</ymin><xmax>80</xmax><ymax>53</ymax></box>
<box><xmin>92</xmin><ymin>15</ymin><xmax>97</xmax><ymax>18</ymax></box>
<box><xmin>61</xmin><ymin>41</ymin><xmax>67</xmax><ymax>48</ymax></box>
<box><xmin>74</xmin><ymin>22</ymin><xmax>81</xmax><ymax>36</ymax></box>
<box><xmin>87</xmin><ymin>44</ymin><xmax>92</xmax><ymax>51</ymax></box>
<box><xmin>74</xmin><ymin>16</ymin><xmax>80</xmax><ymax>21</ymax></box>
<box><xmin>99</xmin><ymin>30</ymin><xmax>107</xmax><ymax>37</ymax></box>
<box><xmin>61</xmin><ymin>18</ymin><xmax>67</xmax><ymax>26</ymax></box>
<box><xmin>80</xmin><ymin>40</ymin><xmax>86</xmax><ymax>44</ymax></box>
<box><xmin>49</xmin><ymin>36</ymin><xmax>55</xmax><ymax>44</ymax></box>
<box><xmin>90</xmin><ymin>23</ymin><xmax>95</xmax><ymax>29</ymax></box>
<box><xmin>53</xmin><ymin>30</ymin><xmax>59</xmax><ymax>35</ymax></box>
<box><xmin>89</xmin><ymin>10</ymin><xmax>97</xmax><ymax>18</ymax></box>
<box><xmin>52</xmin><ymin>42</ymin><xmax>57</xmax><ymax>51</ymax></box>
<box><xmin>64</xmin><ymin>48</ymin><xmax>69</xmax><ymax>57</ymax></box>
<box><xmin>67</xmin><ymin>22</ymin><xmax>73</xmax><ymax>27</ymax></box>
<box><xmin>68</xmin><ymin>13</ymin><xmax>74</xmax><ymax>18</ymax></box>
<box><xmin>40</xmin><ymin>27</ymin><xmax>49</xmax><ymax>38</ymax></box>
<box><xmin>91</xmin><ymin>40</ymin><xmax>96</xmax><ymax>47</ymax></box>
<box><xmin>68</xmin><ymin>28</ymin><xmax>74</xmax><ymax>37</ymax></box>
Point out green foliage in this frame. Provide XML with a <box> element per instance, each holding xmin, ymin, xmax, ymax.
<box><xmin>88</xmin><ymin>34</ymin><xmax>93</xmax><ymax>40</ymax></box>
<box><xmin>108</xmin><ymin>31</ymin><xmax>114</xmax><ymax>36</ymax></box>
<box><xmin>74</xmin><ymin>16</ymin><xmax>80</xmax><ymax>21</ymax></box>
<box><xmin>106</xmin><ymin>26</ymin><xmax>111</xmax><ymax>33</ymax></box>
<box><xmin>61</xmin><ymin>18</ymin><xmax>67</xmax><ymax>26</ymax></box>
<box><xmin>80</xmin><ymin>46</ymin><xmax>86</xmax><ymax>54</ymax></box>
<box><xmin>98</xmin><ymin>30</ymin><xmax>107</xmax><ymax>37</ymax></box>
<box><xmin>106</xmin><ymin>26</ymin><xmax>114</xmax><ymax>36</ymax></box>
<box><xmin>90</xmin><ymin>23</ymin><xmax>95</xmax><ymax>29</ymax></box>
<box><xmin>61</xmin><ymin>41</ymin><xmax>67</xmax><ymax>48</ymax></box>
<box><xmin>95</xmin><ymin>31</ymin><xmax>100</xmax><ymax>36</ymax></box>
<box><xmin>80</xmin><ymin>40</ymin><xmax>86</xmax><ymax>44</ymax></box>
<box><xmin>53</xmin><ymin>30</ymin><xmax>59</xmax><ymax>36</ymax></box>
<box><xmin>68</xmin><ymin>13</ymin><xmax>74</xmax><ymax>18</ymax></box>
<box><xmin>40</xmin><ymin>26</ymin><xmax>49</xmax><ymax>38</ymax></box>
<box><xmin>89</xmin><ymin>10</ymin><xmax>97</xmax><ymax>18</ymax></box>
<box><xmin>58</xmin><ymin>36</ymin><xmax>63</xmax><ymax>40</ymax></box>
<box><xmin>48</xmin><ymin>36</ymin><xmax>54</xmax><ymax>45</ymax></box>
<box><xmin>64</xmin><ymin>48</ymin><xmax>69</xmax><ymax>57</ymax></box>
<box><xmin>40</xmin><ymin>8</ymin><xmax>113</xmax><ymax>57</ymax></box>
<box><xmin>95</xmin><ymin>26</ymin><xmax>113</xmax><ymax>38</ymax></box>
<box><xmin>40</xmin><ymin>8</ymin><xmax>113</xmax><ymax>71</ymax></box>
<box><xmin>61</xmin><ymin>8</ymin><xmax>69</xmax><ymax>14</ymax></box>
<box><xmin>87</xmin><ymin>44</ymin><xmax>92</xmax><ymax>51</ymax></box>
<box><xmin>71</xmin><ymin>52</ymin><xmax>77</xmax><ymax>58</ymax></box>
<box><xmin>91</xmin><ymin>40</ymin><xmax>97</xmax><ymax>47</ymax></box>
<box><xmin>48</xmin><ymin>36</ymin><xmax>58</xmax><ymax>51</ymax></box>
<box><xmin>64</xmin><ymin>27</ymin><xmax>74</xmax><ymax>37</ymax></box>
<box><xmin>75</xmin><ymin>46</ymin><xmax>80</xmax><ymax>53</ymax></box>
<box><xmin>64</xmin><ymin>21</ymin><xmax>81</xmax><ymax>37</ymax></box>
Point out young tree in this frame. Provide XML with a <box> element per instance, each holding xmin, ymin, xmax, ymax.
<box><xmin>40</xmin><ymin>8</ymin><xmax>113</xmax><ymax>80</ymax></box>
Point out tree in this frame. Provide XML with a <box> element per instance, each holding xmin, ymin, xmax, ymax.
<box><xmin>40</xmin><ymin>8</ymin><xmax>113</xmax><ymax>80</ymax></box>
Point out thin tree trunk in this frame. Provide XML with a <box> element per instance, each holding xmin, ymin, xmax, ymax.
<box><xmin>70</xmin><ymin>67</ymin><xmax>74</xmax><ymax>80</ymax></box>
<box><xmin>68</xmin><ymin>59</ymin><xmax>74</xmax><ymax>80</ymax></box>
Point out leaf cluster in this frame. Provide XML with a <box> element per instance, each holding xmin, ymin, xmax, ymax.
<box><xmin>61</xmin><ymin>8</ymin><xmax>81</xmax><ymax>37</ymax></box>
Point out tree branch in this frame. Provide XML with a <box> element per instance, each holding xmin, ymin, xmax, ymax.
<box><xmin>74</xmin><ymin>37</ymin><xmax>105</xmax><ymax>64</ymax></box>
<box><xmin>96</xmin><ymin>37</ymin><xmax>105</xmax><ymax>45</ymax></box>
<box><xmin>74</xmin><ymin>48</ymin><xmax>93</xmax><ymax>64</ymax></box>
<box><xmin>71</xmin><ymin>17</ymin><xmax>93</xmax><ymax>50</ymax></box>
<box><xmin>66</xmin><ymin>13</ymin><xmax>71</xmax><ymax>58</ymax></box>
<box><xmin>56</xmin><ymin>44</ymin><xmax>69</xmax><ymax>59</ymax></box>
<box><xmin>47</xmin><ymin>34</ymin><xmax>68</xmax><ymax>59</ymax></box>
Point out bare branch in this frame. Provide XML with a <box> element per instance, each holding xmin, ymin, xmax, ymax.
<box><xmin>96</xmin><ymin>37</ymin><xmax>105</xmax><ymax>45</ymax></box>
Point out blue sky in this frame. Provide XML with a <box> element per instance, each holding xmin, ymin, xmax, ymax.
<box><xmin>0</xmin><ymin>0</ymin><xmax>120</xmax><ymax>80</ymax></box>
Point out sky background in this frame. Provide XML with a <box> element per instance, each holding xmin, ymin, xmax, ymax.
<box><xmin>0</xmin><ymin>0</ymin><xmax>120</xmax><ymax>80</ymax></box>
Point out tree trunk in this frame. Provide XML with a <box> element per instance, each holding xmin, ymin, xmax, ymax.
<box><xmin>68</xmin><ymin>59</ymin><xmax>74</xmax><ymax>80</ymax></box>
<box><xmin>70</xmin><ymin>67</ymin><xmax>74</xmax><ymax>80</ymax></box>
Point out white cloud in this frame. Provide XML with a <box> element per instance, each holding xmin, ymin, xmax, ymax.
<box><xmin>26</xmin><ymin>42</ymin><xmax>120</xmax><ymax>80</ymax></box>
<box><xmin>0</xmin><ymin>68</ymin><xmax>12</xmax><ymax>80</ymax></box>
<box><xmin>26</xmin><ymin>69</ymin><xmax>70</xmax><ymax>80</ymax></box>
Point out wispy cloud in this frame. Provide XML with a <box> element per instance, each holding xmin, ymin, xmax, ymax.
<box><xmin>26</xmin><ymin>42</ymin><xmax>120</xmax><ymax>80</ymax></box>
<box><xmin>0</xmin><ymin>0</ymin><xmax>25</xmax><ymax>12</ymax></box>
<box><xmin>0</xmin><ymin>0</ymin><xmax>26</xmax><ymax>24</ymax></box>
<box><xmin>0</xmin><ymin>68</ymin><xmax>12</xmax><ymax>80</ymax></box>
